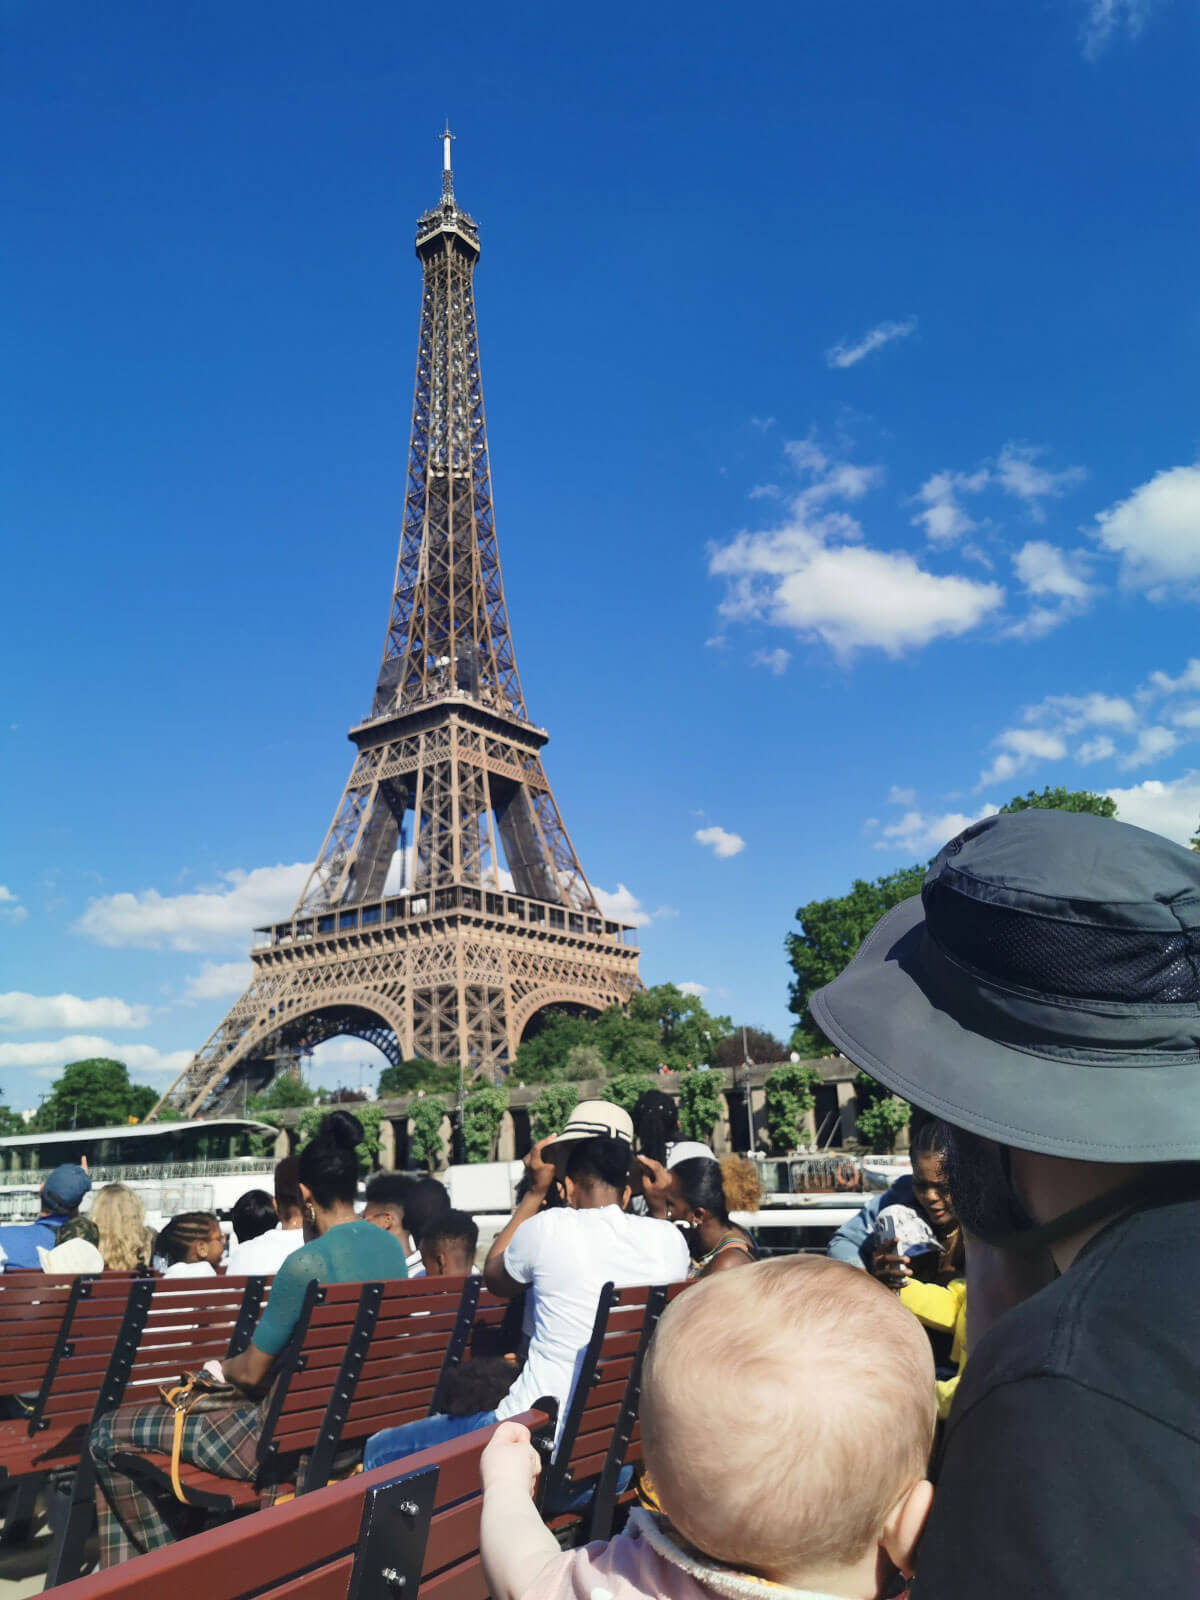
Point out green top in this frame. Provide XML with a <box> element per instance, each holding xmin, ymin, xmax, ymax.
<box><xmin>251</xmin><ymin>1218</ymin><xmax>409</xmax><ymax>1356</ymax></box>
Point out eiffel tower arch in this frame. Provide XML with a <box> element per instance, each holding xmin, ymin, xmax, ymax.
<box><xmin>152</xmin><ymin>130</ymin><xmax>639</xmax><ymax>1118</ymax></box>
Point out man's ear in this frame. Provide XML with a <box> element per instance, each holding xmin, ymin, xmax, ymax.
<box><xmin>620</xmin><ymin>1184</ymin><xmax>632</xmax><ymax>1211</ymax></box>
<box><xmin>880</xmin><ymin>1479</ymin><xmax>933</xmax><ymax>1579</ymax></box>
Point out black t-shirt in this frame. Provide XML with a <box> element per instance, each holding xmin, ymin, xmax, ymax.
<box><xmin>913</xmin><ymin>1195</ymin><xmax>1200</xmax><ymax>1599</ymax></box>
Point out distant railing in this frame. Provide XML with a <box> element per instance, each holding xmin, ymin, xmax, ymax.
<box><xmin>0</xmin><ymin>1157</ymin><xmax>276</xmax><ymax>1187</ymax></box>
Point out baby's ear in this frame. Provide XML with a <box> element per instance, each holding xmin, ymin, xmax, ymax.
<box><xmin>880</xmin><ymin>1479</ymin><xmax>933</xmax><ymax>1579</ymax></box>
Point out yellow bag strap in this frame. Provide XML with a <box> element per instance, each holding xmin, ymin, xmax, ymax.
<box><xmin>157</xmin><ymin>1380</ymin><xmax>196</xmax><ymax>1504</ymax></box>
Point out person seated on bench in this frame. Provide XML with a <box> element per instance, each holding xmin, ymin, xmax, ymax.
<box><xmin>227</xmin><ymin>1156</ymin><xmax>306</xmax><ymax>1275</ymax></box>
<box><xmin>0</xmin><ymin>1162</ymin><xmax>91</xmax><ymax>1271</ymax></box>
<box><xmin>91</xmin><ymin>1183</ymin><xmax>153</xmax><ymax>1272</ymax></box>
<box><xmin>156</xmin><ymin>1212</ymin><xmax>224</xmax><ymax>1277</ymax></box>
<box><xmin>419</xmin><ymin>1210</ymin><xmax>479</xmax><ymax>1277</ymax></box>
<box><xmin>364</xmin><ymin>1100</ymin><xmax>689</xmax><ymax>1471</ymax></box>
<box><xmin>89</xmin><ymin>1111</ymin><xmax>409</xmax><ymax>1567</ymax></box>
<box><xmin>364</xmin><ymin>1173</ymin><xmax>450</xmax><ymax>1276</ymax></box>
<box><xmin>639</xmin><ymin>1152</ymin><xmax>762</xmax><ymax>1278</ymax></box>
<box><xmin>480</xmin><ymin>1255</ymin><xmax>936</xmax><ymax>1600</ymax></box>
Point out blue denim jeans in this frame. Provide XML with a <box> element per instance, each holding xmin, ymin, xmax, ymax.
<box><xmin>363</xmin><ymin>1409</ymin><xmax>497</xmax><ymax>1472</ymax></box>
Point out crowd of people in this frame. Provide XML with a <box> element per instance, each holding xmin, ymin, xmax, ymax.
<box><xmin>0</xmin><ymin>807</ymin><xmax>1193</xmax><ymax>1596</ymax></box>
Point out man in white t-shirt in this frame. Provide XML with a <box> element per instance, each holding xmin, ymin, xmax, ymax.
<box><xmin>226</xmin><ymin>1156</ymin><xmax>307</xmax><ymax>1277</ymax></box>
<box><xmin>362</xmin><ymin>1100</ymin><xmax>688</xmax><ymax>1473</ymax></box>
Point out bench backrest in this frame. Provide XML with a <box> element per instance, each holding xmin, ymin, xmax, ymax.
<box><xmin>0</xmin><ymin>1278</ymin><xmax>85</xmax><ymax>1398</ymax></box>
<box><xmin>263</xmin><ymin>1274</ymin><xmax>477</xmax><ymax>1489</ymax></box>
<box><xmin>44</xmin><ymin>1410</ymin><xmax>554</xmax><ymax>1600</ymax></box>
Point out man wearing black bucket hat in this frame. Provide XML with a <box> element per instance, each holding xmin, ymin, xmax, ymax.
<box><xmin>811</xmin><ymin>808</ymin><xmax>1200</xmax><ymax>1598</ymax></box>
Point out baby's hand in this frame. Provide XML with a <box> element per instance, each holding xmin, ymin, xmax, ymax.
<box><xmin>480</xmin><ymin>1422</ymin><xmax>541</xmax><ymax>1500</ymax></box>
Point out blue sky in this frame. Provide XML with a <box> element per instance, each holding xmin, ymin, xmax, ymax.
<box><xmin>4</xmin><ymin>0</ymin><xmax>1200</xmax><ymax>1110</ymax></box>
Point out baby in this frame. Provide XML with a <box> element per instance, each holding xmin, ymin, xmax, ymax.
<box><xmin>480</xmin><ymin>1255</ymin><xmax>935</xmax><ymax>1600</ymax></box>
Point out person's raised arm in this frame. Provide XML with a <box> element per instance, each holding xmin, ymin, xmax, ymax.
<box><xmin>636</xmin><ymin>1154</ymin><xmax>672</xmax><ymax>1219</ymax></box>
<box><xmin>479</xmin><ymin>1423</ymin><xmax>560</xmax><ymax>1600</ymax></box>
<box><xmin>483</xmin><ymin>1138</ymin><xmax>555</xmax><ymax>1299</ymax></box>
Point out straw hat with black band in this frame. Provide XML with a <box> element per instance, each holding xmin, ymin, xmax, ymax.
<box><xmin>810</xmin><ymin>809</ymin><xmax>1200</xmax><ymax>1246</ymax></box>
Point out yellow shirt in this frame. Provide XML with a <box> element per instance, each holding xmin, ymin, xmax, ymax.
<box><xmin>899</xmin><ymin>1276</ymin><xmax>966</xmax><ymax>1421</ymax></box>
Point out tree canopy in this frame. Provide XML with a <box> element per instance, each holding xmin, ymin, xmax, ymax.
<box><xmin>377</xmin><ymin>1059</ymin><xmax>460</xmax><ymax>1098</ymax></box>
<box><xmin>34</xmin><ymin>1058</ymin><xmax>162</xmax><ymax>1131</ymax></box>
<box><xmin>787</xmin><ymin>787</ymin><xmax>1116</xmax><ymax>1055</ymax></box>
<box><xmin>509</xmin><ymin>984</ymin><xmax>733</xmax><ymax>1084</ymax></box>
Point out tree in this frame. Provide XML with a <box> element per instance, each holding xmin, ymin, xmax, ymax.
<box><xmin>999</xmin><ymin>786</ymin><xmax>1116</xmax><ymax>818</ymax></box>
<box><xmin>626</xmin><ymin>985</ymin><xmax>733</xmax><ymax>1071</ymax></box>
<box><xmin>247</xmin><ymin>1074</ymin><xmax>316</xmax><ymax>1116</ymax></box>
<box><xmin>0</xmin><ymin>1103</ymin><xmax>24</xmax><ymax>1136</ymax></box>
<box><xmin>711</xmin><ymin>1027</ymin><xmax>786</xmax><ymax>1073</ymax></box>
<box><xmin>35</xmin><ymin>1058</ymin><xmax>161</xmax><ymax>1131</ymax></box>
<box><xmin>529</xmin><ymin>1083</ymin><xmax>579</xmax><ymax>1143</ymax></box>
<box><xmin>461</xmin><ymin>1085</ymin><xmax>508</xmax><ymax>1163</ymax></box>
<box><xmin>854</xmin><ymin>1071</ymin><xmax>910</xmax><ymax>1153</ymax></box>
<box><xmin>763</xmin><ymin>1063</ymin><xmax>822</xmax><ymax>1153</ymax></box>
<box><xmin>408</xmin><ymin>1096</ymin><xmax>447</xmax><ymax>1172</ymax></box>
<box><xmin>510</xmin><ymin>1013</ymin><xmax>598</xmax><ymax>1083</ymax></box>
<box><xmin>604</xmin><ymin>1073</ymin><xmax>660</xmax><ymax>1116</ymax></box>
<box><xmin>565</xmin><ymin>1044</ymin><xmax>606</xmax><ymax>1082</ymax></box>
<box><xmin>377</xmin><ymin>1059</ymin><xmax>459</xmax><ymax>1098</ymax></box>
<box><xmin>676</xmin><ymin>1069</ymin><xmax>724</xmax><ymax>1143</ymax></box>
<box><xmin>787</xmin><ymin>865</ymin><xmax>926</xmax><ymax>1055</ymax></box>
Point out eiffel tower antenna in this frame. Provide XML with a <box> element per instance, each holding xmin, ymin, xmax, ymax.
<box><xmin>151</xmin><ymin>137</ymin><xmax>640</xmax><ymax>1117</ymax></box>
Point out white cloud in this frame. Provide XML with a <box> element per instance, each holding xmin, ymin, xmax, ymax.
<box><xmin>1104</xmin><ymin>772</ymin><xmax>1200</xmax><ymax>844</ymax></box>
<box><xmin>593</xmin><ymin>884</ymin><xmax>651</xmax><ymax>927</ymax></box>
<box><xmin>677</xmin><ymin>981</ymin><xmax>708</xmax><ymax>998</ymax></box>
<box><xmin>1148</xmin><ymin>659</ymin><xmax>1200</xmax><ymax>696</ymax></box>
<box><xmin>910</xmin><ymin>470</ymin><xmax>985</xmax><ymax>545</ymax></box>
<box><xmin>1080</xmin><ymin>0</ymin><xmax>1160</xmax><ymax>59</ymax></box>
<box><xmin>979</xmin><ymin>728</ymin><xmax>1069</xmax><ymax>787</ymax></box>
<box><xmin>994</xmin><ymin>444</ymin><xmax>1087</xmax><ymax>520</ymax></box>
<box><xmin>1077</xmin><ymin>734</ymin><xmax>1116</xmax><ymax>764</ymax></box>
<box><xmin>826</xmin><ymin>317</ymin><xmax>917</xmax><ymax>370</ymax></box>
<box><xmin>1118</xmin><ymin>725</ymin><xmax>1179</xmax><ymax>770</ymax></box>
<box><xmin>183</xmin><ymin>962</ymin><xmax>252</xmax><ymax>1003</ymax></box>
<box><xmin>0</xmin><ymin>993</ymin><xmax>150</xmax><ymax>1032</ymax></box>
<box><xmin>750</xmin><ymin>416</ymin><xmax>776</xmax><ymax>431</ymax></box>
<box><xmin>1169</xmin><ymin>704</ymin><xmax>1200</xmax><ymax>730</ymax></box>
<box><xmin>752</xmin><ymin>647</ymin><xmax>791</xmax><ymax>676</ymax></box>
<box><xmin>1013</xmin><ymin>540</ymin><xmax>1095</xmax><ymax>601</ymax></box>
<box><xmin>1092</xmin><ymin>464</ymin><xmax>1200</xmax><ymax>593</ymax></box>
<box><xmin>694</xmin><ymin>826</ymin><xmax>746</xmax><ymax>859</ymax></box>
<box><xmin>73</xmin><ymin>861</ymin><xmax>311</xmax><ymax>951</ymax></box>
<box><xmin>877</xmin><ymin>805</ymin><xmax>999</xmax><ymax>857</ymax></box>
<box><xmin>0</xmin><ymin>1035</ymin><xmax>193</xmax><ymax>1081</ymax></box>
<box><xmin>1040</xmin><ymin>691</ymin><xmax>1138</xmax><ymax>731</ymax></box>
<box><xmin>0</xmin><ymin>885</ymin><xmax>27</xmax><ymax>926</ymax></box>
<box><xmin>888</xmin><ymin>786</ymin><xmax>918</xmax><ymax>807</ymax></box>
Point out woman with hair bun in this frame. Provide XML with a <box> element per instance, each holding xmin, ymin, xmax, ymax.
<box><xmin>89</xmin><ymin>1110</ymin><xmax>409</xmax><ymax>1567</ymax></box>
<box><xmin>639</xmin><ymin>1152</ymin><xmax>762</xmax><ymax>1278</ymax></box>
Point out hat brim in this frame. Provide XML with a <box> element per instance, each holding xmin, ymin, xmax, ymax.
<box><xmin>809</xmin><ymin>895</ymin><xmax>1200</xmax><ymax>1163</ymax></box>
<box><xmin>542</xmin><ymin>1127</ymin><xmax>633</xmax><ymax>1158</ymax></box>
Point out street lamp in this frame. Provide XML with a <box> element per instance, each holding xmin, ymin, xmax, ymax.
<box><xmin>741</xmin><ymin>1027</ymin><xmax>755</xmax><ymax>1155</ymax></box>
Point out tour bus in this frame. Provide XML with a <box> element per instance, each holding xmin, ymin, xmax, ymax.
<box><xmin>0</xmin><ymin>1119</ymin><xmax>278</xmax><ymax>1232</ymax></box>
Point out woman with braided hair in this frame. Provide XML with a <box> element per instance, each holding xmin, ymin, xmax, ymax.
<box><xmin>156</xmin><ymin>1211</ymin><xmax>223</xmax><ymax>1277</ymax></box>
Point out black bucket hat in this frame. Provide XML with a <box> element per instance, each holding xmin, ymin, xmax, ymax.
<box><xmin>809</xmin><ymin>808</ymin><xmax>1200</xmax><ymax>1162</ymax></box>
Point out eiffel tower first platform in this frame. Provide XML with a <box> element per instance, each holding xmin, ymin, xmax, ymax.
<box><xmin>153</xmin><ymin>130</ymin><xmax>640</xmax><ymax>1118</ymax></box>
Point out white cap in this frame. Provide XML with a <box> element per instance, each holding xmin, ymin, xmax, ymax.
<box><xmin>666</xmin><ymin>1141</ymin><xmax>717</xmax><ymax>1170</ymax></box>
<box><xmin>38</xmin><ymin>1238</ymin><xmax>105</xmax><ymax>1275</ymax></box>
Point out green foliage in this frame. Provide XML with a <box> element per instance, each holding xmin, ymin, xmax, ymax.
<box><xmin>711</xmin><ymin>1027</ymin><xmax>786</xmax><ymax>1072</ymax></box>
<box><xmin>408</xmin><ymin>1096</ymin><xmax>447</xmax><ymax>1172</ymax></box>
<box><xmin>998</xmin><ymin>787</ymin><xmax>1117</xmax><ymax>818</ymax></box>
<box><xmin>35</xmin><ymin>1058</ymin><xmax>161</xmax><ymax>1131</ymax></box>
<box><xmin>0</xmin><ymin>1103</ymin><xmax>25</xmax><ymax>1136</ymax></box>
<box><xmin>461</xmin><ymin>1085</ymin><xmax>508</xmax><ymax>1163</ymax></box>
<box><xmin>248</xmin><ymin>1074</ymin><xmax>316</xmax><ymax>1115</ymax></box>
<box><xmin>377</xmin><ymin>1059</ymin><xmax>460</xmax><ymax>1098</ymax></box>
<box><xmin>604</xmin><ymin>1073</ymin><xmax>660</xmax><ymax>1116</ymax></box>
<box><xmin>511</xmin><ymin>1013</ymin><xmax>598</xmax><ymax>1083</ymax></box>
<box><xmin>529</xmin><ymin>1083</ymin><xmax>579</xmax><ymax>1143</ymax></box>
<box><xmin>854</xmin><ymin>1072</ymin><xmax>911</xmax><ymax>1153</ymax></box>
<box><xmin>564</xmin><ymin>1044</ymin><xmax>605</xmax><ymax>1081</ymax></box>
<box><xmin>676</xmin><ymin>1069</ymin><xmax>724</xmax><ymax>1143</ymax></box>
<box><xmin>787</xmin><ymin>865</ymin><xmax>926</xmax><ymax>1054</ymax></box>
<box><xmin>763</xmin><ymin>1063</ymin><xmax>822</xmax><ymax>1153</ymax></box>
<box><xmin>626</xmin><ymin>985</ymin><xmax>733</xmax><ymax>1071</ymax></box>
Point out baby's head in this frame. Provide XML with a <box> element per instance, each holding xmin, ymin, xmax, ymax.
<box><xmin>641</xmin><ymin>1256</ymin><xmax>935</xmax><ymax>1593</ymax></box>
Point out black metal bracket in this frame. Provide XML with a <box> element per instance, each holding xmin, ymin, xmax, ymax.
<box><xmin>227</xmin><ymin>1274</ymin><xmax>269</xmax><ymax>1357</ymax></box>
<box><xmin>428</xmin><ymin>1274</ymin><xmax>482</xmax><ymax>1417</ymax></box>
<box><xmin>257</xmin><ymin>1276</ymin><xmax>324</xmax><ymax>1463</ymax></box>
<box><xmin>27</xmin><ymin>1277</ymin><xmax>90</xmax><ymax>1436</ymax></box>
<box><xmin>299</xmin><ymin>1281</ymin><xmax>384</xmax><ymax>1494</ymax></box>
<box><xmin>347</xmin><ymin>1464</ymin><xmax>439</xmax><ymax>1600</ymax></box>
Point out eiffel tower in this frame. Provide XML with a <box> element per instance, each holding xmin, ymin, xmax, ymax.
<box><xmin>152</xmin><ymin>129</ymin><xmax>640</xmax><ymax>1118</ymax></box>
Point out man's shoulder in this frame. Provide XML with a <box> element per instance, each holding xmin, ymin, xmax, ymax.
<box><xmin>954</xmin><ymin>1196</ymin><xmax>1200</xmax><ymax>1436</ymax></box>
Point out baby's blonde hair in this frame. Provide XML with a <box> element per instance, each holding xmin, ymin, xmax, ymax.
<box><xmin>641</xmin><ymin>1256</ymin><xmax>934</xmax><ymax>1580</ymax></box>
<box><xmin>89</xmin><ymin>1183</ymin><xmax>151</xmax><ymax>1271</ymax></box>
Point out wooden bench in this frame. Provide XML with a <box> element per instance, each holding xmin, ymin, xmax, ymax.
<box><xmin>44</xmin><ymin>1276</ymin><xmax>268</xmax><ymax>1586</ymax></box>
<box><xmin>535</xmin><ymin>1279</ymin><xmax>678</xmax><ymax>1541</ymax></box>
<box><xmin>102</xmin><ymin>1274</ymin><xmax>485</xmax><ymax>1529</ymax></box>
<box><xmin>47</xmin><ymin>1409</ymin><xmax>555</xmax><ymax>1600</ymax></box>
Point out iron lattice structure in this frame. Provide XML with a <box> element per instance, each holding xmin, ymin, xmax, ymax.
<box><xmin>152</xmin><ymin>134</ymin><xmax>639</xmax><ymax>1118</ymax></box>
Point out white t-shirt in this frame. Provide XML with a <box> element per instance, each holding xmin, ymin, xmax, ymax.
<box><xmin>495</xmin><ymin>1205</ymin><xmax>690</xmax><ymax>1443</ymax></box>
<box><xmin>162</xmin><ymin>1260</ymin><xmax>216</xmax><ymax>1279</ymax></box>
<box><xmin>226</xmin><ymin>1225</ymin><xmax>307</xmax><ymax>1277</ymax></box>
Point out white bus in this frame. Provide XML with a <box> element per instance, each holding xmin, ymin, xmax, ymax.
<box><xmin>0</xmin><ymin>1119</ymin><xmax>279</xmax><ymax>1232</ymax></box>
